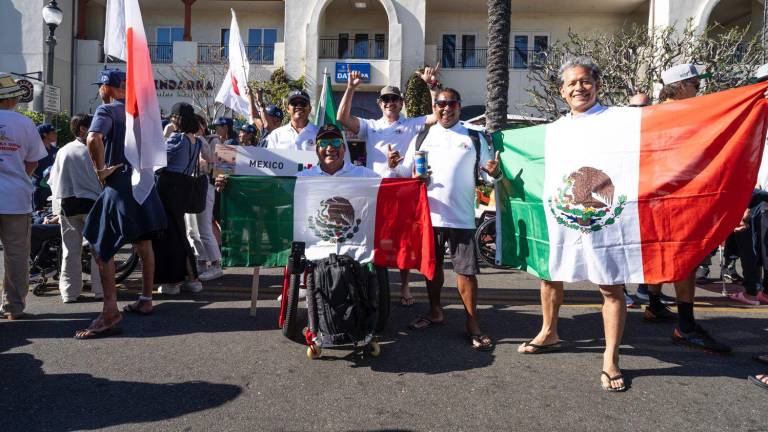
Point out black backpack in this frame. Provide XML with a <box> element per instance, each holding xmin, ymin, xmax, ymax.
<box><xmin>311</xmin><ymin>254</ymin><xmax>380</xmax><ymax>345</ymax></box>
<box><xmin>414</xmin><ymin>124</ymin><xmax>486</xmax><ymax>185</ymax></box>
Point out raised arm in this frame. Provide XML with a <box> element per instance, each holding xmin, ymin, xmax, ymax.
<box><xmin>248</xmin><ymin>88</ymin><xmax>266</xmax><ymax>131</ymax></box>
<box><xmin>418</xmin><ymin>62</ymin><xmax>442</xmax><ymax>126</ymax></box>
<box><xmin>336</xmin><ymin>66</ymin><xmax>362</xmax><ymax>135</ymax></box>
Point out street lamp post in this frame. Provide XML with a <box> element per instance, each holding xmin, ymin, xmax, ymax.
<box><xmin>42</xmin><ymin>0</ymin><xmax>63</xmax><ymax>122</ymax></box>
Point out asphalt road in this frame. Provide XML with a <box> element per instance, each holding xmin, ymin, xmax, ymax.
<box><xmin>2</xmin><ymin>258</ymin><xmax>768</xmax><ymax>431</ymax></box>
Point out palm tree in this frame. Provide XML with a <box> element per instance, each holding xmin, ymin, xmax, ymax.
<box><xmin>485</xmin><ymin>0</ymin><xmax>511</xmax><ymax>133</ymax></box>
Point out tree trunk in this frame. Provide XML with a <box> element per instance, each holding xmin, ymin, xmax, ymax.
<box><xmin>485</xmin><ymin>0</ymin><xmax>511</xmax><ymax>133</ymax></box>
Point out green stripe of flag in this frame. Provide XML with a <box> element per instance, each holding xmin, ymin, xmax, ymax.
<box><xmin>315</xmin><ymin>72</ymin><xmax>337</xmax><ymax>127</ymax></box>
<box><xmin>493</xmin><ymin>126</ymin><xmax>551</xmax><ymax>280</ymax></box>
<box><xmin>221</xmin><ymin>176</ymin><xmax>296</xmax><ymax>267</ymax></box>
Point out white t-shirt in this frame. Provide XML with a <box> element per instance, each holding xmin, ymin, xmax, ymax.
<box><xmin>390</xmin><ymin>122</ymin><xmax>493</xmax><ymax>229</ymax></box>
<box><xmin>265</xmin><ymin>122</ymin><xmax>319</xmax><ymax>151</ymax></box>
<box><xmin>49</xmin><ymin>138</ymin><xmax>103</xmax><ymax>215</ymax></box>
<box><xmin>358</xmin><ymin>115</ymin><xmax>428</xmax><ymax>175</ymax></box>
<box><xmin>0</xmin><ymin>110</ymin><xmax>47</xmax><ymax>214</ymax></box>
<box><xmin>296</xmin><ymin>162</ymin><xmax>379</xmax><ymax>178</ymax></box>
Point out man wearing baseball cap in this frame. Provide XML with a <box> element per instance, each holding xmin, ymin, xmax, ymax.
<box><xmin>239</xmin><ymin>123</ymin><xmax>258</xmax><ymax>146</ymax></box>
<box><xmin>77</xmin><ymin>68</ymin><xmax>167</xmax><ymax>338</ymax></box>
<box><xmin>336</xmin><ymin>65</ymin><xmax>440</xmax><ymax>306</ymax></box>
<box><xmin>32</xmin><ymin>123</ymin><xmax>59</xmax><ymax>210</ymax></box>
<box><xmin>297</xmin><ymin>124</ymin><xmax>376</xmax><ymax>178</ymax></box>
<box><xmin>0</xmin><ymin>72</ymin><xmax>48</xmax><ymax>320</ymax></box>
<box><xmin>658</xmin><ymin>63</ymin><xmax>710</xmax><ymax>102</ymax></box>
<box><xmin>265</xmin><ymin>89</ymin><xmax>318</xmax><ymax>150</ymax></box>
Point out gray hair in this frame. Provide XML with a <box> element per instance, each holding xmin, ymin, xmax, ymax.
<box><xmin>557</xmin><ymin>56</ymin><xmax>602</xmax><ymax>88</ymax></box>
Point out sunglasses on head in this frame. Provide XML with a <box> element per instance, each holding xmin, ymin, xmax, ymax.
<box><xmin>317</xmin><ymin>138</ymin><xmax>343</xmax><ymax>148</ymax></box>
<box><xmin>434</xmin><ymin>99</ymin><xmax>459</xmax><ymax>109</ymax></box>
<box><xmin>289</xmin><ymin>100</ymin><xmax>308</xmax><ymax>108</ymax></box>
<box><xmin>380</xmin><ymin>95</ymin><xmax>401</xmax><ymax>103</ymax></box>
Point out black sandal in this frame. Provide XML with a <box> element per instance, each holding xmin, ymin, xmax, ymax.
<box><xmin>123</xmin><ymin>298</ymin><xmax>153</xmax><ymax>316</ymax></box>
<box><xmin>600</xmin><ymin>371</ymin><xmax>627</xmax><ymax>392</ymax></box>
<box><xmin>469</xmin><ymin>334</ymin><xmax>494</xmax><ymax>351</ymax></box>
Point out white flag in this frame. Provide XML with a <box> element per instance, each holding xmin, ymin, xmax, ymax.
<box><xmin>124</xmin><ymin>0</ymin><xmax>166</xmax><ymax>204</ymax></box>
<box><xmin>215</xmin><ymin>9</ymin><xmax>250</xmax><ymax>117</ymax></box>
<box><xmin>104</xmin><ymin>0</ymin><xmax>126</xmax><ymax>61</ymax></box>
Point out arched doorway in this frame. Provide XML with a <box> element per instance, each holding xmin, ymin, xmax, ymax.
<box><xmin>698</xmin><ymin>0</ymin><xmax>763</xmax><ymax>37</ymax></box>
<box><xmin>305</xmin><ymin>0</ymin><xmax>402</xmax><ymax>101</ymax></box>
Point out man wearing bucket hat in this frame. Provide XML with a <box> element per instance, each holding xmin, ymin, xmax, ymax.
<box><xmin>265</xmin><ymin>89</ymin><xmax>318</xmax><ymax>150</ymax></box>
<box><xmin>0</xmin><ymin>72</ymin><xmax>48</xmax><ymax>320</ymax></box>
<box><xmin>77</xmin><ymin>68</ymin><xmax>167</xmax><ymax>339</ymax></box>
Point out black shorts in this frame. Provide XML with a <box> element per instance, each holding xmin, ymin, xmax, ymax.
<box><xmin>434</xmin><ymin>227</ymin><xmax>479</xmax><ymax>276</ymax></box>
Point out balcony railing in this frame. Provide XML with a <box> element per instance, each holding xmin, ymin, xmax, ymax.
<box><xmin>319</xmin><ymin>38</ymin><xmax>387</xmax><ymax>60</ymax></box>
<box><xmin>148</xmin><ymin>44</ymin><xmax>173</xmax><ymax>64</ymax></box>
<box><xmin>198</xmin><ymin>44</ymin><xmax>275</xmax><ymax>64</ymax></box>
<box><xmin>438</xmin><ymin>47</ymin><xmax>548</xmax><ymax>69</ymax></box>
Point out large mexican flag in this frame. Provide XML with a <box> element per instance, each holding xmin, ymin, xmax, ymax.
<box><xmin>221</xmin><ymin>177</ymin><xmax>436</xmax><ymax>279</ymax></box>
<box><xmin>495</xmin><ymin>82</ymin><xmax>768</xmax><ymax>285</ymax></box>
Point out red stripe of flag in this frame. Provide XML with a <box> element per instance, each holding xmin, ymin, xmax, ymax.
<box><xmin>373</xmin><ymin>178</ymin><xmax>436</xmax><ymax>280</ymax></box>
<box><xmin>638</xmin><ymin>82</ymin><xmax>768</xmax><ymax>283</ymax></box>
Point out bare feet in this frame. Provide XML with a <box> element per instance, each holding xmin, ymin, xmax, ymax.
<box><xmin>517</xmin><ymin>330</ymin><xmax>561</xmax><ymax>353</ymax></box>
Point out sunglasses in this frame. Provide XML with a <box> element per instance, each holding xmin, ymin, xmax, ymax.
<box><xmin>628</xmin><ymin>103</ymin><xmax>649</xmax><ymax>108</ymax></box>
<box><xmin>434</xmin><ymin>99</ymin><xmax>459</xmax><ymax>109</ymax></box>
<box><xmin>317</xmin><ymin>138</ymin><xmax>343</xmax><ymax>148</ymax></box>
<box><xmin>289</xmin><ymin>100</ymin><xmax>308</xmax><ymax>108</ymax></box>
<box><xmin>380</xmin><ymin>95</ymin><xmax>401</xmax><ymax>103</ymax></box>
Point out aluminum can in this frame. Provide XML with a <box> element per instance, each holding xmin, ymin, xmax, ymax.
<box><xmin>414</xmin><ymin>150</ymin><xmax>428</xmax><ymax>176</ymax></box>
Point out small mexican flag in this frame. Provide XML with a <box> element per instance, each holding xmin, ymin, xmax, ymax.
<box><xmin>495</xmin><ymin>82</ymin><xmax>768</xmax><ymax>285</ymax></box>
<box><xmin>221</xmin><ymin>177</ymin><xmax>436</xmax><ymax>279</ymax></box>
<box><xmin>314</xmin><ymin>70</ymin><xmax>337</xmax><ymax>127</ymax></box>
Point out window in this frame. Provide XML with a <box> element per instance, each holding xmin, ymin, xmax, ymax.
<box><xmin>248</xmin><ymin>28</ymin><xmax>277</xmax><ymax>63</ymax></box>
<box><xmin>442</xmin><ymin>34</ymin><xmax>456</xmax><ymax>68</ymax></box>
<box><xmin>220</xmin><ymin>28</ymin><xmax>230</xmax><ymax>58</ymax></box>
<box><xmin>155</xmin><ymin>27</ymin><xmax>183</xmax><ymax>62</ymax></box>
<box><xmin>512</xmin><ymin>32</ymin><xmax>549</xmax><ymax>69</ymax></box>
<box><xmin>338</xmin><ymin>33</ymin><xmax>350</xmax><ymax>59</ymax></box>
<box><xmin>354</xmin><ymin>34</ymin><xmax>369</xmax><ymax>58</ymax></box>
<box><xmin>461</xmin><ymin>34</ymin><xmax>477</xmax><ymax>67</ymax></box>
<box><xmin>374</xmin><ymin>34</ymin><xmax>386</xmax><ymax>59</ymax></box>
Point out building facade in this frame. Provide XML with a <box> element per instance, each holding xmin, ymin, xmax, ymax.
<box><xmin>1</xmin><ymin>0</ymin><xmax>763</xmax><ymax>118</ymax></box>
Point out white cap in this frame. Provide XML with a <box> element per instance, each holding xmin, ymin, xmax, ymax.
<box><xmin>661</xmin><ymin>64</ymin><xmax>707</xmax><ymax>85</ymax></box>
<box><xmin>755</xmin><ymin>63</ymin><xmax>768</xmax><ymax>80</ymax></box>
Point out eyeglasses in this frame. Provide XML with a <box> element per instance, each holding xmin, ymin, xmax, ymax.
<box><xmin>434</xmin><ymin>99</ymin><xmax>460</xmax><ymax>109</ymax></box>
<box><xmin>317</xmin><ymin>138</ymin><xmax>343</xmax><ymax>148</ymax></box>
<box><xmin>289</xmin><ymin>100</ymin><xmax>308</xmax><ymax>108</ymax></box>
<box><xmin>380</xmin><ymin>95</ymin><xmax>401</xmax><ymax>103</ymax></box>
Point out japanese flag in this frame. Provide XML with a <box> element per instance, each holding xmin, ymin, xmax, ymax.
<box><xmin>215</xmin><ymin>9</ymin><xmax>250</xmax><ymax>117</ymax></box>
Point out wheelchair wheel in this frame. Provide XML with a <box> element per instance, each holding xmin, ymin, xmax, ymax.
<box><xmin>114</xmin><ymin>246</ymin><xmax>139</xmax><ymax>283</ymax></box>
<box><xmin>281</xmin><ymin>272</ymin><xmax>301</xmax><ymax>340</ymax></box>
<box><xmin>474</xmin><ymin>216</ymin><xmax>510</xmax><ymax>269</ymax></box>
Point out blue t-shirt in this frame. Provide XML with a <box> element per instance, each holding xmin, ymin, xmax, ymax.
<box><xmin>89</xmin><ymin>99</ymin><xmax>129</xmax><ymax>173</ymax></box>
<box><xmin>33</xmin><ymin>145</ymin><xmax>58</xmax><ymax>182</ymax></box>
<box><xmin>165</xmin><ymin>133</ymin><xmax>202</xmax><ymax>174</ymax></box>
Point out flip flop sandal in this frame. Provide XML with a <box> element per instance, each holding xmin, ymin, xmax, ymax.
<box><xmin>748</xmin><ymin>375</ymin><xmax>768</xmax><ymax>390</ymax></box>
<box><xmin>469</xmin><ymin>334</ymin><xmax>494</xmax><ymax>351</ymax></box>
<box><xmin>600</xmin><ymin>371</ymin><xmax>627</xmax><ymax>392</ymax></box>
<box><xmin>400</xmin><ymin>296</ymin><xmax>415</xmax><ymax>307</ymax></box>
<box><xmin>123</xmin><ymin>301</ymin><xmax>154</xmax><ymax>316</ymax></box>
<box><xmin>518</xmin><ymin>340</ymin><xmax>563</xmax><ymax>354</ymax></box>
<box><xmin>408</xmin><ymin>315</ymin><xmax>443</xmax><ymax>330</ymax></box>
<box><xmin>74</xmin><ymin>325</ymin><xmax>123</xmax><ymax>340</ymax></box>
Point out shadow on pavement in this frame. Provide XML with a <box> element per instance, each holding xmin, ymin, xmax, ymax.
<box><xmin>0</xmin><ymin>353</ymin><xmax>241</xmax><ymax>432</ymax></box>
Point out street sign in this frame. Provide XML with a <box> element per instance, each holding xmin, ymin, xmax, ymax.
<box><xmin>335</xmin><ymin>63</ymin><xmax>371</xmax><ymax>84</ymax></box>
<box><xmin>43</xmin><ymin>84</ymin><xmax>61</xmax><ymax>113</ymax></box>
<box><xmin>17</xmin><ymin>79</ymin><xmax>34</xmax><ymax>103</ymax></box>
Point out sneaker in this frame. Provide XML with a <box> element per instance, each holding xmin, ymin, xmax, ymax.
<box><xmin>672</xmin><ymin>325</ymin><xmax>731</xmax><ymax>353</ymax></box>
<box><xmin>182</xmin><ymin>280</ymin><xmax>203</xmax><ymax>293</ymax></box>
<box><xmin>728</xmin><ymin>291</ymin><xmax>760</xmax><ymax>305</ymax></box>
<box><xmin>158</xmin><ymin>284</ymin><xmax>180</xmax><ymax>295</ymax></box>
<box><xmin>199</xmin><ymin>266</ymin><xmax>224</xmax><ymax>281</ymax></box>
<box><xmin>756</xmin><ymin>291</ymin><xmax>768</xmax><ymax>305</ymax></box>
<box><xmin>625</xmin><ymin>293</ymin><xmax>637</xmax><ymax>308</ymax></box>
<box><xmin>695</xmin><ymin>266</ymin><xmax>710</xmax><ymax>283</ymax></box>
<box><xmin>722</xmin><ymin>267</ymin><xmax>744</xmax><ymax>284</ymax></box>
<box><xmin>643</xmin><ymin>304</ymin><xmax>677</xmax><ymax>322</ymax></box>
<box><xmin>634</xmin><ymin>285</ymin><xmax>676</xmax><ymax>305</ymax></box>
